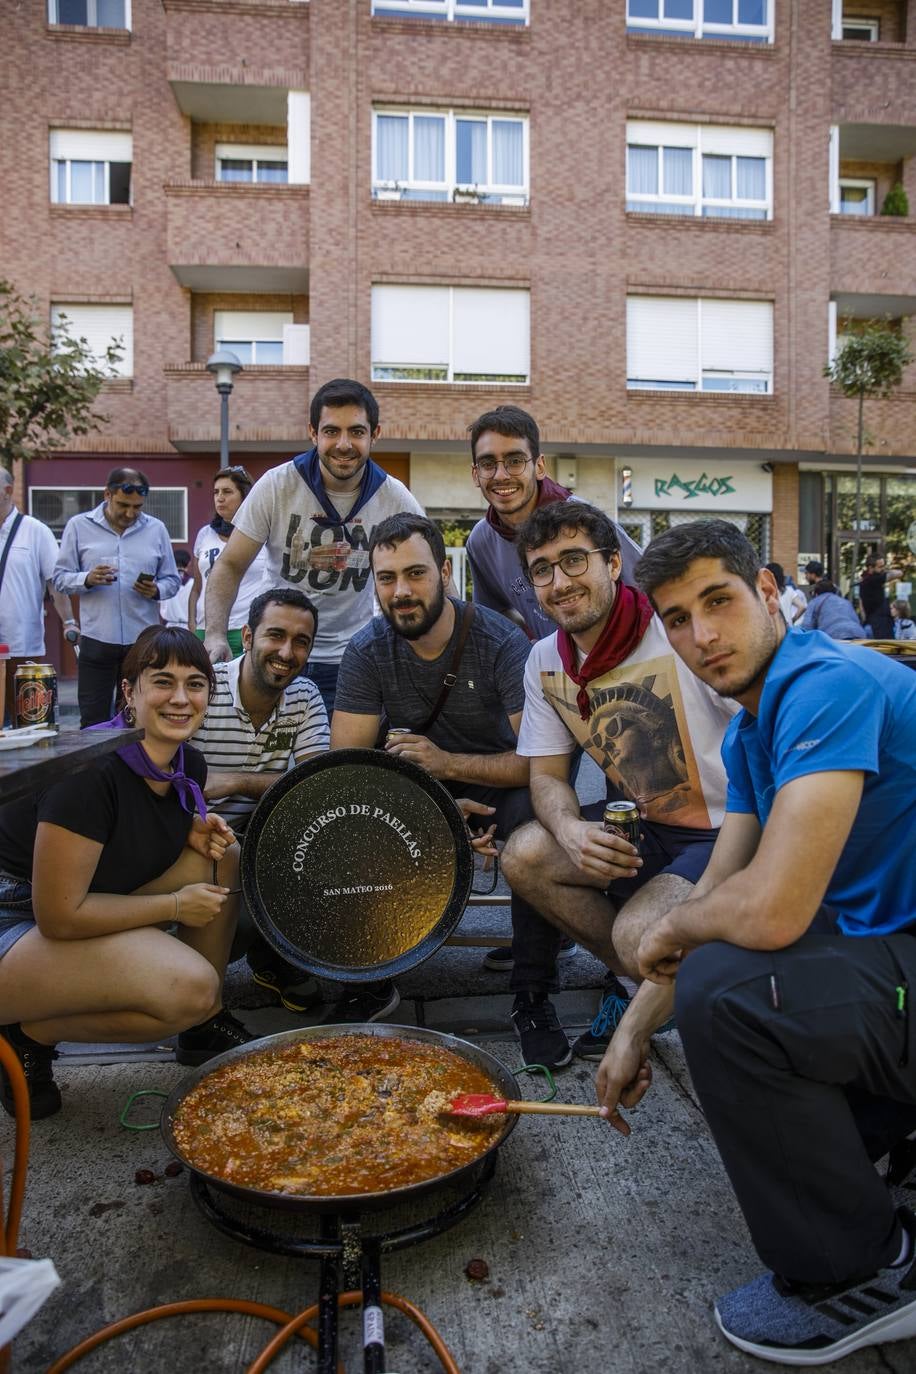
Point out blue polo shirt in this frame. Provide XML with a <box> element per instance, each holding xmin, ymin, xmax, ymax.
<box><xmin>723</xmin><ymin>629</ymin><xmax>916</xmax><ymax>937</ymax></box>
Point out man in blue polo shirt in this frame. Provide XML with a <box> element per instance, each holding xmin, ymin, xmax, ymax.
<box><xmin>595</xmin><ymin>518</ymin><xmax>916</xmax><ymax>1367</ymax></box>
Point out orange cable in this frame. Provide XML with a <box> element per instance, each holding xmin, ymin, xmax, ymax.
<box><xmin>0</xmin><ymin>1037</ymin><xmax>30</xmax><ymax>1256</ymax></box>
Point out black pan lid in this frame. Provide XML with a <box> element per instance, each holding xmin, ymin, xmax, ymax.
<box><xmin>240</xmin><ymin>748</ymin><xmax>474</xmax><ymax>981</ymax></box>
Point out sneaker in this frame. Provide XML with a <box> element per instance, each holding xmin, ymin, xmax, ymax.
<box><xmin>482</xmin><ymin>937</ymin><xmax>578</xmax><ymax>973</ymax></box>
<box><xmin>715</xmin><ymin>1206</ymin><xmax>916</xmax><ymax>1365</ymax></box>
<box><xmin>0</xmin><ymin>1023</ymin><xmax>61</xmax><ymax>1119</ymax></box>
<box><xmin>572</xmin><ymin>976</ymin><xmax>632</xmax><ymax>1060</ymax></box>
<box><xmin>247</xmin><ymin>945</ymin><xmax>321</xmax><ymax>1013</ymax></box>
<box><xmin>510</xmin><ymin>993</ymin><xmax>572</xmax><ymax>1070</ymax></box>
<box><xmin>321</xmin><ymin>981</ymin><xmax>401</xmax><ymax>1025</ymax></box>
<box><xmin>176</xmin><ymin>1009</ymin><xmax>254</xmax><ymax>1066</ymax></box>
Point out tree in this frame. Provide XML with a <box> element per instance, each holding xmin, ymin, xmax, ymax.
<box><xmin>824</xmin><ymin>321</ymin><xmax>913</xmax><ymax>600</ymax></box>
<box><xmin>0</xmin><ymin>280</ymin><xmax>123</xmax><ymax>467</ymax></box>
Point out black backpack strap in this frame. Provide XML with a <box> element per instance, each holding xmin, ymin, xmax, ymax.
<box><xmin>0</xmin><ymin>512</ymin><xmax>25</xmax><ymax>597</ymax></box>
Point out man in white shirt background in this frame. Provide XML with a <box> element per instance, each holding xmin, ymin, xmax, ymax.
<box><xmin>0</xmin><ymin>467</ymin><xmax>75</xmax><ymax>721</ymax></box>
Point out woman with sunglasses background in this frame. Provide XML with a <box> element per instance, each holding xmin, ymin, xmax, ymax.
<box><xmin>189</xmin><ymin>467</ymin><xmax>269</xmax><ymax>657</ymax></box>
<box><xmin>0</xmin><ymin>625</ymin><xmax>252</xmax><ymax>1120</ymax></box>
<box><xmin>52</xmin><ymin>467</ymin><xmax>181</xmax><ymax>726</ymax></box>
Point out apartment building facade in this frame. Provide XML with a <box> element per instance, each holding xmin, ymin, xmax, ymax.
<box><xmin>4</xmin><ymin>0</ymin><xmax>915</xmax><ymax>654</ymax></box>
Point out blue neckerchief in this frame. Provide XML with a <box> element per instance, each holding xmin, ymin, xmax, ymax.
<box><xmin>292</xmin><ymin>447</ymin><xmax>388</xmax><ymax>530</ymax></box>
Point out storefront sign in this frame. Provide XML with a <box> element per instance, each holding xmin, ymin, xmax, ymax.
<box><xmin>625</xmin><ymin>462</ymin><xmax>772</xmax><ymax>512</ymax></box>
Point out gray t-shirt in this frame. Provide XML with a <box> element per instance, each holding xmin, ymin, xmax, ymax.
<box><xmin>335</xmin><ymin>599</ymin><xmax>530</xmax><ymax>754</ymax></box>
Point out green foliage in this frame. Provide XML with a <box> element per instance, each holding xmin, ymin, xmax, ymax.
<box><xmin>880</xmin><ymin>182</ymin><xmax>909</xmax><ymax>217</ymax></box>
<box><xmin>437</xmin><ymin>520</ymin><xmax>473</xmax><ymax>548</ymax></box>
<box><xmin>0</xmin><ymin>280</ymin><xmax>123</xmax><ymax>465</ymax></box>
<box><xmin>824</xmin><ymin>322</ymin><xmax>912</xmax><ymax>400</ymax></box>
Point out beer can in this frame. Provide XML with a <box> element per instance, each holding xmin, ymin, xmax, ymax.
<box><xmin>386</xmin><ymin>727</ymin><xmax>411</xmax><ymax>747</ymax></box>
<box><xmin>603</xmin><ymin>800</ymin><xmax>640</xmax><ymax>851</ymax></box>
<box><xmin>13</xmin><ymin>662</ymin><xmax>58</xmax><ymax>732</ymax></box>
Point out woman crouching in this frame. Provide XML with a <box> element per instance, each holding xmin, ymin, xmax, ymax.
<box><xmin>0</xmin><ymin>626</ymin><xmax>252</xmax><ymax>1119</ymax></box>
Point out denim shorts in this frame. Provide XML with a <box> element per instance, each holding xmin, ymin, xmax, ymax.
<box><xmin>0</xmin><ymin>873</ymin><xmax>35</xmax><ymax>959</ymax></box>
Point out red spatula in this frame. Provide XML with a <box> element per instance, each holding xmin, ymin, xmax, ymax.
<box><xmin>444</xmin><ymin>1093</ymin><xmax>603</xmax><ymax>1119</ymax></box>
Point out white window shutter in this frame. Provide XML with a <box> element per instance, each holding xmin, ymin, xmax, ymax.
<box><xmin>52</xmin><ymin>303</ymin><xmax>133</xmax><ymax>377</ymax></box>
<box><xmin>626</xmin><ymin>120</ymin><xmax>697</xmax><ymax>149</ymax></box>
<box><xmin>215</xmin><ymin>142</ymin><xmax>287</xmax><ymax>163</ymax></box>
<box><xmin>287</xmin><ymin>91</ymin><xmax>311</xmax><ymax>184</ymax></box>
<box><xmin>627</xmin><ymin>297</ymin><xmax>698</xmax><ymax>382</ymax></box>
<box><xmin>371</xmin><ymin>285</ymin><xmax>450</xmax><ymax>368</ymax></box>
<box><xmin>49</xmin><ymin>129</ymin><xmax>133</xmax><ymax>161</ymax></box>
<box><xmin>214</xmin><ymin>311</ymin><xmax>292</xmax><ymax>344</ymax></box>
<box><xmin>701</xmin><ymin>299</ymin><xmax>772</xmax><ymax>374</ymax></box>
<box><xmin>452</xmin><ymin>288</ymin><xmax>530</xmax><ymax>379</ymax></box>
<box><xmin>283</xmin><ymin>323</ymin><xmax>310</xmax><ymax>365</ymax></box>
<box><xmin>699</xmin><ymin>127</ymin><xmax>772</xmax><ymax>158</ymax></box>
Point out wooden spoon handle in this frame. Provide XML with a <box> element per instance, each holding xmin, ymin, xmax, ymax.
<box><xmin>506</xmin><ymin>1101</ymin><xmax>603</xmax><ymax>1117</ymax></box>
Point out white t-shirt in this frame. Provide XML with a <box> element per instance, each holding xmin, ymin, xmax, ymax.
<box><xmin>194</xmin><ymin>525</ymin><xmax>270</xmax><ymax>632</ymax></box>
<box><xmin>232</xmin><ymin>462</ymin><xmax>424</xmax><ymax>663</ymax></box>
<box><xmin>517</xmin><ymin>616</ymin><xmax>739</xmax><ymax>830</ymax></box>
<box><xmin>0</xmin><ymin>509</ymin><xmax>60</xmax><ymax>656</ymax></box>
<box><xmin>160</xmin><ymin>578</ymin><xmax>194</xmax><ymax>629</ymax></box>
<box><xmin>779</xmin><ymin>586</ymin><xmax>806</xmax><ymax>625</ymax></box>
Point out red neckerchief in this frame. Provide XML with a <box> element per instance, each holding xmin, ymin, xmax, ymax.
<box><xmin>484</xmin><ymin>475</ymin><xmax>571</xmax><ymax>542</ymax></box>
<box><xmin>557</xmin><ymin>581</ymin><xmax>655</xmax><ymax>721</ymax></box>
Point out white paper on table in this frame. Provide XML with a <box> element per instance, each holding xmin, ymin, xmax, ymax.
<box><xmin>0</xmin><ymin>1256</ymin><xmax>61</xmax><ymax>1346</ymax></box>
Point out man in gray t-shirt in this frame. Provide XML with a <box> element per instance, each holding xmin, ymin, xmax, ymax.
<box><xmin>332</xmin><ymin>513</ymin><xmax>575</xmax><ymax>1069</ymax></box>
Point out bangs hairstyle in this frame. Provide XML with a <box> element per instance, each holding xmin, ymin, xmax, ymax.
<box><xmin>121</xmin><ymin>626</ymin><xmax>216</xmax><ymax>698</ymax></box>
<box><xmin>468</xmin><ymin>405</ymin><xmax>540</xmax><ymax>463</ymax></box>
<box><xmin>635</xmin><ymin>519</ymin><xmax>760</xmax><ymax>605</ymax></box>
<box><xmin>369</xmin><ymin>513</ymin><xmax>446</xmax><ymax>569</ymax></box>
<box><xmin>516</xmin><ymin>502</ymin><xmax>620</xmax><ymax>574</ymax></box>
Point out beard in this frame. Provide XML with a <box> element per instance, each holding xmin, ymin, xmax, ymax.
<box><xmin>706</xmin><ymin>612</ymin><xmax>780</xmax><ymax>699</ymax></box>
<box><xmin>384</xmin><ymin>581</ymin><xmax>446</xmax><ymax>641</ymax></box>
<box><xmin>547</xmin><ymin>579</ymin><xmax>615</xmax><ymax>636</ymax></box>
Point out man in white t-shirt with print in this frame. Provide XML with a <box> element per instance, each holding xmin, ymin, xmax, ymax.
<box><xmin>501</xmin><ymin>501</ymin><xmax>737</xmax><ymax>1061</ymax></box>
<box><xmin>193</xmin><ymin>587</ymin><xmax>329</xmax><ymax>1008</ymax></box>
<box><xmin>0</xmin><ymin>468</ymin><xmax>75</xmax><ymax>717</ymax></box>
<box><xmin>203</xmin><ymin>379</ymin><xmax>423</xmax><ymax>717</ymax></box>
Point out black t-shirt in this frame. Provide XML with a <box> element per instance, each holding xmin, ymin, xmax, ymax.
<box><xmin>859</xmin><ymin>571</ymin><xmax>887</xmax><ymax>617</ymax></box>
<box><xmin>0</xmin><ymin>747</ymin><xmax>207</xmax><ymax>893</ymax></box>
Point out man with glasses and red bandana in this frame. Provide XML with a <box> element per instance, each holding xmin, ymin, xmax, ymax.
<box><xmin>499</xmin><ymin>501</ymin><xmax>737</xmax><ymax>1065</ymax></box>
<box><xmin>53</xmin><ymin>467</ymin><xmax>179</xmax><ymax>726</ymax></box>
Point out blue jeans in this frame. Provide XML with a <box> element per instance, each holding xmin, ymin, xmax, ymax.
<box><xmin>304</xmin><ymin>661</ymin><xmax>339</xmax><ymax>720</ymax></box>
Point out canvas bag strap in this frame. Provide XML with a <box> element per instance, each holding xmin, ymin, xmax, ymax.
<box><xmin>415</xmin><ymin>601</ymin><xmax>476</xmax><ymax>736</ymax></box>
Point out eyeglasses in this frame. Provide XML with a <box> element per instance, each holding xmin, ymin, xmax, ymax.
<box><xmin>474</xmin><ymin>455</ymin><xmax>533</xmax><ymax>478</ymax></box>
<box><xmin>526</xmin><ymin>546</ymin><xmax>615</xmax><ymax>587</ymax></box>
<box><xmin>110</xmin><ymin>483</ymin><xmax>149</xmax><ymax>496</ymax></box>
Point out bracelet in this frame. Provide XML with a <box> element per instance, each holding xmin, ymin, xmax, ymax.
<box><xmin>173</xmin><ymin>891</ymin><xmax>180</xmax><ymax>921</ymax></box>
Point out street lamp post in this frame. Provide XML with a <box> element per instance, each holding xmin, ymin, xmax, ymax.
<box><xmin>205</xmin><ymin>349</ymin><xmax>243</xmax><ymax>470</ymax></box>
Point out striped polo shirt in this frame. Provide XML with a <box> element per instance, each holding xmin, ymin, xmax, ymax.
<box><xmin>192</xmin><ymin>655</ymin><xmax>329</xmax><ymax>826</ymax></box>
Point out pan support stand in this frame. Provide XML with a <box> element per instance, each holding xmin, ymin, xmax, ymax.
<box><xmin>189</xmin><ymin>1153</ymin><xmax>497</xmax><ymax>1371</ymax></box>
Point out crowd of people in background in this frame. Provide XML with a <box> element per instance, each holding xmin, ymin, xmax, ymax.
<box><xmin>0</xmin><ymin>381</ymin><xmax>915</xmax><ymax>1366</ymax></box>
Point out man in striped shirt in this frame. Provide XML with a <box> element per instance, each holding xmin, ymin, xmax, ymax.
<box><xmin>192</xmin><ymin>587</ymin><xmax>329</xmax><ymax>1005</ymax></box>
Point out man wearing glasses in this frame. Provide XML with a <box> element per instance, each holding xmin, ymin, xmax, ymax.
<box><xmin>500</xmin><ymin>502</ymin><xmax>736</xmax><ymax>1063</ymax></box>
<box><xmin>53</xmin><ymin>468</ymin><xmax>179</xmax><ymax>726</ymax></box>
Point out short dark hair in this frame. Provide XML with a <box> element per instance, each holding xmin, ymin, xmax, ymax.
<box><xmin>121</xmin><ymin>626</ymin><xmax>215</xmax><ymax>698</ymax></box>
<box><xmin>812</xmin><ymin>578</ymin><xmax>838</xmax><ymax>597</ymax></box>
<box><xmin>765</xmin><ymin>561</ymin><xmax>786</xmax><ymax>592</ymax></box>
<box><xmin>106</xmin><ymin>466</ymin><xmax>149</xmax><ymax>490</ymax></box>
<box><xmin>174</xmin><ymin>549</ymin><xmax>191</xmax><ymax>570</ymax></box>
<box><xmin>635</xmin><ymin>519</ymin><xmax>761</xmax><ymax>604</ymax></box>
<box><xmin>369</xmin><ymin>513</ymin><xmax>446</xmax><ymax>569</ymax></box>
<box><xmin>247</xmin><ymin>587</ymin><xmax>319</xmax><ymax>637</ymax></box>
<box><xmin>468</xmin><ymin>405</ymin><xmax>540</xmax><ymax>464</ymax></box>
<box><xmin>214</xmin><ymin>465</ymin><xmax>253</xmax><ymax>501</ymax></box>
<box><xmin>309</xmin><ymin>378</ymin><xmax>379</xmax><ymax>433</ymax></box>
<box><xmin>516</xmin><ymin>502</ymin><xmax>619</xmax><ymax>573</ymax></box>
<box><xmin>804</xmin><ymin>560</ymin><xmax>824</xmax><ymax>575</ymax></box>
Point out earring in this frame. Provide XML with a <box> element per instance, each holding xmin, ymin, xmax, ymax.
<box><xmin>123</xmin><ymin>702</ymin><xmax>136</xmax><ymax>726</ymax></box>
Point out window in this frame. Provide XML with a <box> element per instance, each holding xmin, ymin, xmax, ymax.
<box><xmin>842</xmin><ymin>18</ymin><xmax>879</xmax><ymax>40</ymax></box>
<box><xmin>838</xmin><ymin>178</ymin><xmax>876</xmax><ymax>215</ymax></box>
<box><xmin>48</xmin><ymin>0</ymin><xmax>130</xmax><ymax>27</ymax></box>
<box><xmin>371</xmin><ymin>285</ymin><xmax>529</xmax><ymax>383</ymax></box>
<box><xmin>215</xmin><ymin>144</ymin><xmax>288</xmax><ymax>184</ymax></box>
<box><xmin>627</xmin><ymin>296</ymin><xmax>773</xmax><ymax>393</ymax></box>
<box><xmin>213</xmin><ymin>311</ymin><xmax>309</xmax><ymax>365</ymax></box>
<box><xmin>371</xmin><ymin>0</ymin><xmax>528</xmax><ymax>24</ymax></box>
<box><xmin>50</xmin><ymin>130</ymin><xmax>132</xmax><ymax>206</ymax></box>
<box><xmin>29</xmin><ymin>488</ymin><xmax>187</xmax><ymax>542</ymax></box>
<box><xmin>51</xmin><ymin>303</ymin><xmax>133</xmax><ymax>377</ymax></box>
<box><xmin>373</xmin><ymin>110</ymin><xmax>527</xmax><ymax>204</ymax></box>
<box><xmin>626</xmin><ymin>0</ymin><xmax>771</xmax><ymax>41</ymax></box>
<box><xmin>626</xmin><ymin>122</ymin><xmax>772</xmax><ymax>219</ymax></box>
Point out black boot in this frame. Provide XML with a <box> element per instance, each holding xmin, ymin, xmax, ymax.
<box><xmin>0</xmin><ymin>1023</ymin><xmax>61</xmax><ymax>1119</ymax></box>
<box><xmin>175</xmin><ymin>1009</ymin><xmax>254</xmax><ymax>1066</ymax></box>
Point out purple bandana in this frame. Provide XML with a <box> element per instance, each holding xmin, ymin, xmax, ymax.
<box><xmin>86</xmin><ymin>710</ymin><xmax>208</xmax><ymax>818</ymax></box>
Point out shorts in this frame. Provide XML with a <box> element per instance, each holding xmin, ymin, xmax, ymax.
<box><xmin>0</xmin><ymin>873</ymin><xmax>35</xmax><ymax>959</ymax></box>
<box><xmin>580</xmin><ymin>802</ymin><xmax>717</xmax><ymax>904</ymax></box>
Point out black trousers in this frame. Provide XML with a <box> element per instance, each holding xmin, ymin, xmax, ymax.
<box><xmin>676</xmin><ymin>927</ymin><xmax>916</xmax><ymax>1285</ymax></box>
<box><xmin>445</xmin><ymin>782</ymin><xmax>563</xmax><ymax>995</ymax></box>
<box><xmin>78</xmin><ymin>636</ymin><xmax>132</xmax><ymax>728</ymax></box>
